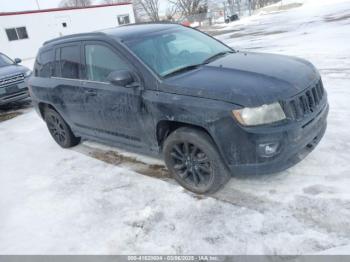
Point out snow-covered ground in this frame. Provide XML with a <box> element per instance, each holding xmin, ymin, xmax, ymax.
<box><xmin>1</xmin><ymin>0</ymin><xmax>350</xmax><ymax>255</ymax></box>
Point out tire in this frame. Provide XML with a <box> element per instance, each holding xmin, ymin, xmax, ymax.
<box><xmin>44</xmin><ymin>108</ymin><xmax>80</xmax><ymax>148</ymax></box>
<box><xmin>163</xmin><ymin>127</ymin><xmax>230</xmax><ymax>194</ymax></box>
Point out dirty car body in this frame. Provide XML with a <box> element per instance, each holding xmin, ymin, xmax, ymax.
<box><xmin>29</xmin><ymin>24</ymin><xmax>328</xmax><ymax>193</ymax></box>
<box><xmin>0</xmin><ymin>53</ymin><xmax>31</xmax><ymax>105</ymax></box>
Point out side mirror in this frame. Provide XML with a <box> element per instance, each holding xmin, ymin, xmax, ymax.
<box><xmin>14</xmin><ymin>58</ymin><xmax>22</xmax><ymax>64</ymax></box>
<box><xmin>107</xmin><ymin>70</ymin><xmax>135</xmax><ymax>87</ymax></box>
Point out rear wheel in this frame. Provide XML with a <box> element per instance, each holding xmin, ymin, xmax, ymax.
<box><xmin>44</xmin><ymin>108</ymin><xmax>80</xmax><ymax>148</ymax></box>
<box><xmin>163</xmin><ymin>127</ymin><xmax>230</xmax><ymax>194</ymax></box>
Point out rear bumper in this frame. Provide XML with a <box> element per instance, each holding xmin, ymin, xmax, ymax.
<box><xmin>228</xmin><ymin>103</ymin><xmax>329</xmax><ymax>175</ymax></box>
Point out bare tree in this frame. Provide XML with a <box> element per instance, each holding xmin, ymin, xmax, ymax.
<box><xmin>101</xmin><ymin>0</ymin><xmax>130</xmax><ymax>3</ymax></box>
<box><xmin>165</xmin><ymin>3</ymin><xmax>178</xmax><ymax>21</ymax></box>
<box><xmin>170</xmin><ymin>0</ymin><xmax>208</xmax><ymax>23</ymax></box>
<box><xmin>133</xmin><ymin>0</ymin><xmax>160</xmax><ymax>22</ymax></box>
<box><xmin>59</xmin><ymin>0</ymin><xmax>92</xmax><ymax>7</ymax></box>
<box><xmin>226</xmin><ymin>0</ymin><xmax>242</xmax><ymax>15</ymax></box>
<box><xmin>249</xmin><ymin>0</ymin><xmax>279</xmax><ymax>10</ymax></box>
<box><xmin>101</xmin><ymin>0</ymin><xmax>164</xmax><ymax>22</ymax></box>
<box><xmin>100</xmin><ymin>0</ymin><xmax>141</xmax><ymax>22</ymax></box>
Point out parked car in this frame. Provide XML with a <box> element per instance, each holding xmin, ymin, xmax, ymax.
<box><xmin>225</xmin><ymin>14</ymin><xmax>239</xmax><ymax>23</ymax></box>
<box><xmin>0</xmin><ymin>53</ymin><xmax>31</xmax><ymax>106</ymax></box>
<box><xmin>29</xmin><ymin>24</ymin><xmax>328</xmax><ymax>194</ymax></box>
<box><xmin>181</xmin><ymin>20</ymin><xmax>191</xmax><ymax>27</ymax></box>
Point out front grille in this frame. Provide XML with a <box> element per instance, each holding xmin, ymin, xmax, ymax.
<box><xmin>282</xmin><ymin>79</ymin><xmax>325</xmax><ymax>120</ymax></box>
<box><xmin>0</xmin><ymin>73</ymin><xmax>25</xmax><ymax>88</ymax></box>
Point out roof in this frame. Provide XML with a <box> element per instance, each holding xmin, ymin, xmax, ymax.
<box><xmin>103</xmin><ymin>23</ymin><xmax>183</xmax><ymax>41</ymax></box>
<box><xmin>0</xmin><ymin>2</ymin><xmax>132</xmax><ymax>17</ymax></box>
<box><xmin>43</xmin><ymin>23</ymin><xmax>184</xmax><ymax>46</ymax></box>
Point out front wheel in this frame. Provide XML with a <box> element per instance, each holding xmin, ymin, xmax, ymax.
<box><xmin>163</xmin><ymin>127</ymin><xmax>230</xmax><ymax>194</ymax></box>
<box><xmin>44</xmin><ymin>108</ymin><xmax>80</xmax><ymax>148</ymax></box>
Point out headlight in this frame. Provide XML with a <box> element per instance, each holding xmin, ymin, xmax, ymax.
<box><xmin>24</xmin><ymin>70</ymin><xmax>32</xmax><ymax>77</ymax></box>
<box><xmin>232</xmin><ymin>102</ymin><xmax>286</xmax><ymax>126</ymax></box>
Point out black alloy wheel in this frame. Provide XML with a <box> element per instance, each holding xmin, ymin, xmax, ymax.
<box><xmin>164</xmin><ymin>127</ymin><xmax>230</xmax><ymax>194</ymax></box>
<box><xmin>170</xmin><ymin>142</ymin><xmax>213</xmax><ymax>188</ymax></box>
<box><xmin>44</xmin><ymin>108</ymin><xmax>80</xmax><ymax>148</ymax></box>
<box><xmin>47</xmin><ymin>113</ymin><xmax>67</xmax><ymax>144</ymax></box>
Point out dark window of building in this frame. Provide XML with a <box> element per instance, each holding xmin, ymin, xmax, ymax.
<box><xmin>5</xmin><ymin>29</ymin><xmax>18</xmax><ymax>41</ymax></box>
<box><xmin>62</xmin><ymin>22</ymin><xmax>67</xmax><ymax>28</ymax></box>
<box><xmin>5</xmin><ymin>27</ymin><xmax>29</xmax><ymax>41</ymax></box>
<box><xmin>60</xmin><ymin>45</ymin><xmax>80</xmax><ymax>79</ymax></box>
<box><xmin>117</xmin><ymin>15</ymin><xmax>130</xmax><ymax>25</ymax></box>
<box><xmin>16</xmin><ymin>27</ymin><xmax>28</xmax><ymax>39</ymax></box>
<box><xmin>85</xmin><ymin>44</ymin><xmax>129</xmax><ymax>82</ymax></box>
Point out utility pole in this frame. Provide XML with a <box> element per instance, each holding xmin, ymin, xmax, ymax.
<box><xmin>35</xmin><ymin>0</ymin><xmax>41</xmax><ymax>9</ymax></box>
<box><xmin>223</xmin><ymin>1</ymin><xmax>227</xmax><ymax>19</ymax></box>
<box><xmin>248</xmin><ymin>0</ymin><xmax>251</xmax><ymax>15</ymax></box>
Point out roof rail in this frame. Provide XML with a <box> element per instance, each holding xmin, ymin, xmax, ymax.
<box><xmin>43</xmin><ymin>32</ymin><xmax>106</xmax><ymax>45</ymax></box>
<box><xmin>121</xmin><ymin>21</ymin><xmax>181</xmax><ymax>27</ymax></box>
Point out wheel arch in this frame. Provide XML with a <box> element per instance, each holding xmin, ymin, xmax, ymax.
<box><xmin>38</xmin><ymin>102</ymin><xmax>58</xmax><ymax>119</ymax></box>
<box><xmin>156</xmin><ymin>120</ymin><xmax>215</xmax><ymax>150</ymax></box>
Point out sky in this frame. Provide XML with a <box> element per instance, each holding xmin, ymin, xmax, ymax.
<box><xmin>0</xmin><ymin>0</ymin><xmax>61</xmax><ymax>12</ymax></box>
<box><xmin>0</xmin><ymin>0</ymin><xmax>169</xmax><ymax>13</ymax></box>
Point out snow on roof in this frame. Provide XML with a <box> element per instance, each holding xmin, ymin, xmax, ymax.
<box><xmin>0</xmin><ymin>2</ymin><xmax>132</xmax><ymax>17</ymax></box>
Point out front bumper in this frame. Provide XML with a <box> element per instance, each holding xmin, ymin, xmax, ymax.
<box><xmin>227</xmin><ymin>103</ymin><xmax>329</xmax><ymax>175</ymax></box>
<box><xmin>0</xmin><ymin>81</ymin><xmax>30</xmax><ymax>105</ymax></box>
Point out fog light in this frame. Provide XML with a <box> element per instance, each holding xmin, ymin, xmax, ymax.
<box><xmin>258</xmin><ymin>142</ymin><xmax>280</xmax><ymax>157</ymax></box>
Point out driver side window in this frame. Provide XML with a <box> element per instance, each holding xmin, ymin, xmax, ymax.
<box><xmin>85</xmin><ymin>44</ymin><xmax>129</xmax><ymax>82</ymax></box>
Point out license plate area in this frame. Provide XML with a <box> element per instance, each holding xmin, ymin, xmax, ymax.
<box><xmin>6</xmin><ymin>85</ymin><xmax>19</xmax><ymax>93</ymax></box>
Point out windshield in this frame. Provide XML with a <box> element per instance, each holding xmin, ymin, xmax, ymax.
<box><xmin>125</xmin><ymin>27</ymin><xmax>232</xmax><ymax>77</ymax></box>
<box><xmin>0</xmin><ymin>53</ymin><xmax>14</xmax><ymax>67</ymax></box>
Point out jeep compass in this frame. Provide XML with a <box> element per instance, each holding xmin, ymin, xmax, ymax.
<box><xmin>29</xmin><ymin>24</ymin><xmax>328</xmax><ymax>194</ymax></box>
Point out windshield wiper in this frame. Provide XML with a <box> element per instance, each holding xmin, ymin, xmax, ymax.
<box><xmin>163</xmin><ymin>64</ymin><xmax>201</xmax><ymax>78</ymax></box>
<box><xmin>162</xmin><ymin>51</ymin><xmax>234</xmax><ymax>78</ymax></box>
<box><xmin>202</xmin><ymin>51</ymin><xmax>234</xmax><ymax>64</ymax></box>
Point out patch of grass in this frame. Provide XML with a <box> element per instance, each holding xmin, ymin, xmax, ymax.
<box><xmin>90</xmin><ymin>150</ymin><xmax>171</xmax><ymax>179</ymax></box>
<box><xmin>91</xmin><ymin>150</ymin><xmax>133</xmax><ymax>165</ymax></box>
<box><xmin>0</xmin><ymin>112</ymin><xmax>22</xmax><ymax>122</ymax></box>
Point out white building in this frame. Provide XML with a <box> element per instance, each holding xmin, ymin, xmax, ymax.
<box><xmin>0</xmin><ymin>3</ymin><xmax>135</xmax><ymax>61</ymax></box>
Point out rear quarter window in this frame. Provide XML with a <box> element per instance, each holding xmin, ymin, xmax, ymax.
<box><xmin>35</xmin><ymin>49</ymin><xmax>54</xmax><ymax>77</ymax></box>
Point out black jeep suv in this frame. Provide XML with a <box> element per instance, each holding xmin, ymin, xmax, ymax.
<box><xmin>29</xmin><ymin>24</ymin><xmax>328</xmax><ymax>194</ymax></box>
<box><xmin>0</xmin><ymin>53</ymin><xmax>31</xmax><ymax>105</ymax></box>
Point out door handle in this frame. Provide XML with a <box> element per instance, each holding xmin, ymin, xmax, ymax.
<box><xmin>85</xmin><ymin>89</ymin><xmax>97</xmax><ymax>96</ymax></box>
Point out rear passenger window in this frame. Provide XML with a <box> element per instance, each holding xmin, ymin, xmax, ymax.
<box><xmin>35</xmin><ymin>49</ymin><xmax>54</xmax><ymax>77</ymax></box>
<box><xmin>60</xmin><ymin>45</ymin><xmax>80</xmax><ymax>79</ymax></box>
<box><xmin>85</xmin><ymin>44</ymin><xmax>129</xmax><ymax>82</ymax></box>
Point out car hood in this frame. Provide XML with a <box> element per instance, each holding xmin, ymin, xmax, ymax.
<box><xmin>161</xmin><ymin>52</ymin><xmax>320</xmax><ymax>107</ymax></box>
<box><xmin>0</xmin><ymin>64</ymin><xmax>29</xmax><ymax>78</ymax></box>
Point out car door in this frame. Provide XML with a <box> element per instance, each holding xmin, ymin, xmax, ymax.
<box><xmin>51</xmin><ymin>42</ymin><xmax>94</xmax><ymax>135</ymax></box>
<box><xmin>80</xmin><ymin>41</ymin><xmax>153</xmax><ymax>148</ymax></box>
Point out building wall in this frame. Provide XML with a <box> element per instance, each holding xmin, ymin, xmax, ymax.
<box><xmin>0</xmin><ymin>4</ymin><xmax>135</xmax><ymax>63</ymax></box>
